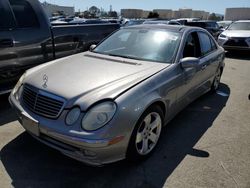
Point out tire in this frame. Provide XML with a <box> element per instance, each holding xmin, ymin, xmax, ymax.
<box><xmin>211</xmin><ymin>68</ymin><xmax>222</xmax><ymax>92</ymax></box>
<box><xmin>126</xmin><ymin>105</ymin><xmax>164</xmax><ymax>162</ymax></box>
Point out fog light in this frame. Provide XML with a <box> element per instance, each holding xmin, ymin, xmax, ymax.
<box><xmin>65</xmin><ymin>108</ymin><xmax>81</xmax><ymax>125</ymax></box>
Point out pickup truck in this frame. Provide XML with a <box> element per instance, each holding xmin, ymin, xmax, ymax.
<box><xmin>0</xmin><ymin>0</ymin><xmax>120</xmax><ymax>94</ymax></box>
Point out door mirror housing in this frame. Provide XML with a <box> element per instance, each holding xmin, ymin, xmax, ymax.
<box><xmin>89</xmin><ymin>44</ymin><xmax>97</xmax><ymax>51</ymax></box>
<box><xmin>180</xmin><ymin>57</ymin><xmax>199</xmax><ymax>68</ymax></box>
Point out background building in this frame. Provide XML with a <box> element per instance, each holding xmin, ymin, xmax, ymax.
<box><xmin>178</xmin><ymin>8</ymin><xmax>193</xmax><ymax>18</ymax></box>
<box><xmin>41</xmin><ymin>2</ymin><xmax>74</xmax><ymax>17</ymax></box>
<box><xmin>121</xmin><ymin>9</ymin><xmax>144</xmax><ymax>18</ymax></box>
<box><xmin>192</xmin><ymin>10</ymin><xmax>209</xmax><ymax>19</ymax></box>
<box><xmin>151</xmin><ymin>8</ymin><xmax>210</xmax><ymax>19</ymax></box>
<box><xmin>142</xmin><ymin>11</ymin><xmax>151</xmax><ymax>18</ymax></box>
<box><xmin>225</xmin><ymin>8</ymin><xmax>250</xmax><ymax>21</ymax></box>
<box><xmin>153</xmin><ymin>9</ymin><xmax>173</xmax><ymax>19</ymax></box>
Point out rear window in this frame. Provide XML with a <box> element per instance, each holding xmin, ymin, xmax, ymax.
<box><xmin>205</xmin><ymin>22</ymin><xmax>219</xmax><ymax>29</ymax></box>
<box><xmin>9</xmin><ymin>0</ymin><xmax>39</xmax><ymax>28</ymax></box>
<box><xmin>186</xmin><ymin>22</ymin><xmax>206</xmax><ymax>28</ymax></box>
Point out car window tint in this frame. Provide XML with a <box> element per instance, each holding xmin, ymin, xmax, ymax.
<box><xmin>210</xmin><ymin>37</ymin><xmax>217</xmax><ymax>51</ymax></box>
<box><xmin>198</xmin><ymin>32</ymin><xmax>213</xmax><ymax>56</ymax></box>
<box><xmin>206</xmin><ymin>22</ymin><xmax>218</xmax><ymax>28</ymax></box>
<box><xmin>9</xmin><ymin>0</ymin><xmax>39</xmax><ymax>28</ymax></box>
<box><xmin>183</xmin><ymin>32</ymin><xmax>201</xmax><ymax>58</ymax></box>
<box><xmin>0</xmin><ymin>1</ymin><xmax>15</xmax><ymax>29</ymax></box>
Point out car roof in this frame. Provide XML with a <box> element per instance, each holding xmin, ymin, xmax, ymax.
<box><xmin>124</xmin><ymin>24</ymin><xmax>193</xmax><ymax>33</ymax></box>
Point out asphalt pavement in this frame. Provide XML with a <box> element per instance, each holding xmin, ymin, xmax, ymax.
<box><xmin>0</xmin><ymin>52</ymin><xmax>249</xmax><ymax>188</ymax></box>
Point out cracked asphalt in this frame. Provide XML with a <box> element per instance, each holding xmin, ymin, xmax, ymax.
<box><xmin>0</xmin><ymin>52</ymin><xmax>250</xmax><ymax>188</ymax></box>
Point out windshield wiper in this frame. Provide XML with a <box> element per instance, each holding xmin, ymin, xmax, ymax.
<box><xmin>107</xmin><ymin>54</ymin><xmax>143</xmax><ymax>61</ymax></box>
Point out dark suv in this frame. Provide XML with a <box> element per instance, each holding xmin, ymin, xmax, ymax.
<box><xmin>185</xmin><ymin>21</ymin><xmax>222</xmax><ymax>39</ymax></box>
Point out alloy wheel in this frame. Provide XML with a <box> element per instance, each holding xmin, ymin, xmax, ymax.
<box><xmin>135</xmin><ymin>112</ymin><xmax>162</xmax><ymax>155</ymax></box>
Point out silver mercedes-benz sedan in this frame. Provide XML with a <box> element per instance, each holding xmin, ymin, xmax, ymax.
<box><xmin>9</xmin><ymin>25</ymin><xmax>225</xmax><ymax>166</ymax></box>
<box><xmin>218</xmin><ymin>20</ymin><xmax>250</xmax><ymax>51</ymax></box>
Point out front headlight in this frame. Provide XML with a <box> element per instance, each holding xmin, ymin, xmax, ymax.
<box><xmin>81</xmin><ymin>101</ymin><xmax>117</xmax><ymax>131</ymax></box>
<box><xmin>12</xmin><ymin>73</ymin><xmax>26</xmax><ymax>99</ymax></box>
<box><xmin>65</xmin><ymin>107</ymin><xmax>81</xmax><ymax>125</ymax></box>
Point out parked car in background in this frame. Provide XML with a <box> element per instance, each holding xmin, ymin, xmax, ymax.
<box><xmin>10</xmin><ymin>25</ymin><xmax>225</xmax><ymax>166</ymax></box>
<box><xmin>0</xmin><ymin>0</ymin><xmax>119</xmax><ymax>95</ymax></box>
<box><xmin>123</xmin><ymin>19</ymin><xmax>146</xmax><ymax>27</ymax></box>
<box><xmin>143</xmin><ymin>20</ymin><xmax>181</xmax><ymax>25</ymax></box>
<box><xmin>218</xmin><ymin>20</ymin><xmax>250</xmax><ymax>51</ymax></box>
<box><xmin>185</xmin><ymin>20</ymin><xmax>222</xmax><ymax>38</ymax></box>
<box><xmin>104</xmin><ymin>19</ymin><xmax>122</xmax><ymax>24</ymax></box>
<box><xmin>49</xmin><ymin>16</ymin><xmax>65</xmax><ymax>22</ymax></box>
<box><xmin>217</xmin><ymin>20</ymin><xmax>233</xmax><ymax>30</ymax></box>
<box><xmin>175</xmin><ymin>18</ymin><xmax>201</xmax><ymax>25</ymax></box>
<box><xmin>69</xmin><ymin>19</ymin><xmax>111</xmax><ymax>25</ymax></box>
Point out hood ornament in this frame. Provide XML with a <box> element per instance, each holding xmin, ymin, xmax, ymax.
<box><xmin>42</xmin><ymin>74</ymin><xmax>48</xmax><ymax>88</ymax></box>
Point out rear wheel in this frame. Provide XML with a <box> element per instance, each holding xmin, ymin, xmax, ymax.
<box><xmin>211</xmin><ymin>68</ymin><xmax>222</xmax><ymax>91</ymax></box>
<box><xmin>126</xmin><ymin>105</ymin><xmax>163</xmax><ymax>161</ymax></box>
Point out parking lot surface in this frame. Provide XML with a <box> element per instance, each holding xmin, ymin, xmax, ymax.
<box><xmin>0</xmin><ymin>53</ymin><xmax>250</xmax><ymax>188</ymax></box>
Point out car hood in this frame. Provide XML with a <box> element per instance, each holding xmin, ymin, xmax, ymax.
<box><xmin>223</xmin><ymin>30</ymin><xmax>250</xmax><ymax>38</ymax></box>
<box><xmin>25</xmin><ymin>52</ymin><xmax>169</xmax><ymax>110</ymax></box>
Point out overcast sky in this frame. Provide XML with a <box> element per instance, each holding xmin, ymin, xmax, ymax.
<box><xmin>41</xmin><ymin>0</ymin><xmax>250</xmax><ymax>14</ymax></box>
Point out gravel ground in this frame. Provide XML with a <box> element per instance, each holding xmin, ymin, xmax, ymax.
<box><xmin>0</xmin><ymin>52</ymin><xmax>249</xmax><ymax>188</ymax></box>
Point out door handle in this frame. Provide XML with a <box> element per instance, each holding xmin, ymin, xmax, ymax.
<box><xmin>201</xmin><ymin>64</ymin><xmax>207</xmax><ymax>70</ymax></box>
<box><xmin>0</xmin><ymin>39</ymin><xmax>14</xmax><ymax>48</ymax></box>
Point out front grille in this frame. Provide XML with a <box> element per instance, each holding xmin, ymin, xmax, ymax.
<box><xmin>224</xmin><ymin>38</ymin><xmax>249</xmax><ymax>47</ymax></box>
<box><xmin>22</xmin><ymin>85</ymin><xmax>65</xmax><ymax>119</ymax></box>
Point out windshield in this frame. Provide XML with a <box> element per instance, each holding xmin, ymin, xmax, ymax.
<box><xmin>228</xmin><ymin>22</ymin><xmax>250</xmax><ymax>30</ymax></box>
<box><xmin>93</xmin><ymin>28</ymin><xmax>181</xmax><ymax>63</ymax></box>
<box><xmin>217</xmin><ymin>21</ymin><xmax>232</xmax><ymax>28</ymax></box>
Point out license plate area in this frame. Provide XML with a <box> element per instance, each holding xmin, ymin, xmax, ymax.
<box><xmin>21</xmin><ymin>112</ymin><xmax>40</xmax><ymax>136</ymax></box>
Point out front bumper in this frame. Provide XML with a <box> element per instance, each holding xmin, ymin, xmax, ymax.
<box><xmin>9</xmin><ymin>94</ymin><xmax>126</xmax><ymax>166</ymax></box>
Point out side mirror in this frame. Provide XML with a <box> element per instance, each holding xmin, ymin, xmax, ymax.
<box><xmin>89</xmin><ymin>44</ymin><xmax>96</xmax><ymax>51</ymax></box>
<box><xmin>180</xmin><ymin>57</ymin><xmax>199</xmax><ymax>68</ymax></box>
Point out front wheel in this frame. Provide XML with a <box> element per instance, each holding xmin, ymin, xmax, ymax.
<box><xmin>126</xmin><ymin>105</ymin><xmax>163</xmax><ymax>161</ymax></box>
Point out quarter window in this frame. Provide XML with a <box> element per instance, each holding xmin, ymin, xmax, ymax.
<box><xmin>9</xmin><ymin>0</ymin><xmax>39</xmax><ymax>28</ymax></box>
<box><xmin>198</xmin><ymin>32</ymin><xmax>213</xmax><ymax>56</ymax></box>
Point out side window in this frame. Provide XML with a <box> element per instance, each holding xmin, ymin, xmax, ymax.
<box><xmin>198</xmin><ymin>32</ymin><xmax>213</xmax><ymax>56</ymax></box>
<box><xmin>9</xmin><ymin>0</ymin><xmax>39</xmax><ymax>28</ymax></box>
<box><xmin>183</xmin><ymin>32</ymin><xmax>201</xmax><ymax>58</ymax></box>
<box><xmin>210</xmin><ymin>37</ymin><xmax>217</xmax><ymax>51</ymax></box>
<box><xmin>0</xmin><ymin>1</ymin><xmax>15</xmax><ymax>30</ymax></box>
